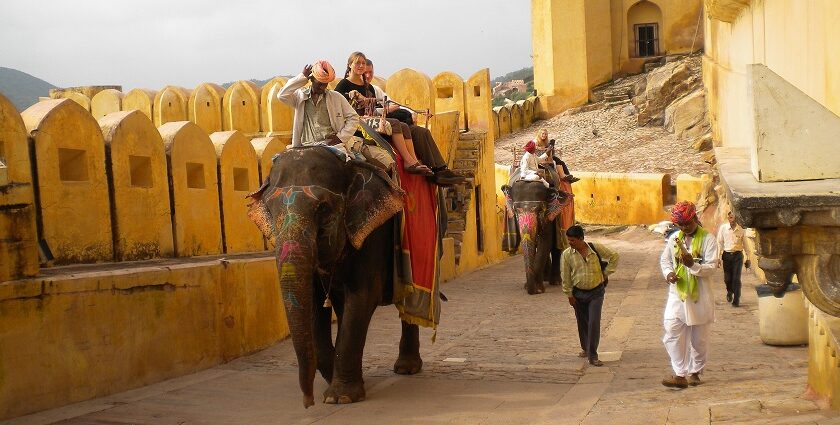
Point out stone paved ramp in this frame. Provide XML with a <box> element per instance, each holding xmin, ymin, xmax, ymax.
<box><xmin>6</xmin><ymin>228</ymin><xmax>840</xmax><ymax>424</ymax></box>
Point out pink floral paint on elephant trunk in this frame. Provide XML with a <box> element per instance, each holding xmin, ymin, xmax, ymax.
<box><xmin>517</xmin><ymin>208</ymin><xmax>546</xmax><ymax>295</ymax></box>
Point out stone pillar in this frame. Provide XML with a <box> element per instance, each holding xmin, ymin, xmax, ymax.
<box><xmin>223</xmin><ymin>81</ymin><xmax>261</xmax><ymax>135</ymax></box>
<box><xmin>210</xmin><ymin>130</ymin><xmax>263</xmax><ymax>253</ymax></box>
<box><xmin>494</xmin><ymin>106</ymin><xmax>511</xmax><ymax>137</ymax></box>
<box><xmin>123</xmin><ymin>88</ymin><xmax>156</xmax><ymax>120</ymax></box>
<box><xmin>159</xmin><ymin>121</ymin><xmax>222</xmax><ymax>256</ymax></box>
<box><xmin>154</xmin><ymin>86</ymin><xmax>190</xmax><ymax>127</ymax></box>
<box><xmin>91</xmin><ymin>89</ymin><xmax>124</xmax><ymax>120</ymax></box>
<box><xmin>22</xmin><ymin>99</ymin><xmax>113</xmax><ymax>264</ymax></box>
<box><xmin>250</xmin><ymin>135</ymin><xmax>288</xmax><ymax>182</ymax></box>
<box><xmin>99</xmin><ymin>110</ymin><xmax>174</xmax><ymax>260</ymax></box>
<box><xmin>189</xmin><ymin>83</ymin><xmax>225</xmax><ymax>134</ymax></box>
<box><xmin>260</xmin><ymin>77</ymin><xmax>293</xmax><ymax>135</ymax></box>
<box><xmin>0</xmin><ymin>92</ymin><xmax>38</xmax><ymax>280</ymax></box>
<box><xmin>385</xmin><ymin>69</ymin><xmax>436</xmax><ymax>116</ymax></box>
<box><xmin>509</xmin><ymin>103</ymin><xmax>523</xmax><ymax>132</ymax></box>
<box><xmin>432</xmin><ymin>71</ymin><xmax>466</xmax><ymax>130</ymax></box>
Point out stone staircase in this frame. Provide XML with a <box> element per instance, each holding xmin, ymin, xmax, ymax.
<box><xmin>443</xmin><ymin>131</ymin><xmax>484</xmax><ymax>264</ymax></box>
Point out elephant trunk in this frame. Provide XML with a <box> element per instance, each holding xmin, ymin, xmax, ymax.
<box><xmin>517</xmin><ymin>209</ymin><xmax>542</xmax><ymax>294</ymax></box>
<box><xmin>276</xmin><ymin>223</ymin><xmax>318</xmax><ymax>408</ymax></box>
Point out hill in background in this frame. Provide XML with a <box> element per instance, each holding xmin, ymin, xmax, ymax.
<box><xmin>492</xmin><ymin>67</ymin><xmax>534</xmax><ymax>107</ymax></box>
<box><xmin>0</xmin><ymin>67</ymin><xmax>56</xmax><ymax>111</ymax></box>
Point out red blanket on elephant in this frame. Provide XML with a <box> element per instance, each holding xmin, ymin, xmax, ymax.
<box><xmin>394</xmin><ymin>154</ymin><xmax>440</xmax><ymax>330</ymax></box>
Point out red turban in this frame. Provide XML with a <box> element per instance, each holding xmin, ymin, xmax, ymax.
<box><xmin>312</xmin><ymin>60</ymin><xmax>335</xmax><ymax>83</ymax></box>
<box><xmin>523</xmin><ymin>140</ymin><xmax>536</xmax><ymax>153</ymax></box>
<box><xmin>671</xmin><ymin>201</ymin><xmax>697</xmax><ymax>225</ymax></box>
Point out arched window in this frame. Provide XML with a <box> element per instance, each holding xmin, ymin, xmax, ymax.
<box><xmin>628</xmin><ymin>1</ymin><xmax>663</xmax><ymax>57</ymax></box>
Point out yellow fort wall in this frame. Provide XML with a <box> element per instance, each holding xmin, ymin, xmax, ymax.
<box><xmin>432</xmin><ymin>71</ymin><xmax>467</xmax><ymax>129</ymax></box>
<box><xmin>572</xmin><ymin>171</ymin><xmax>670</xmax><ymax>225</ymax></box>
<box><xmin>260</xmin><ymin>77</ymin><xmax>293</xmax><ymax>135</ymax></box>
<box><xmin>22</xmin><ymin>99</ymin><xmax>113</xmax><ymax>264</ymax></box>
<box><xmin>224</xmin><ymin>80</ymin><xmax>261</xmax><ymax>135</ymax></box>
<box><xmin>508</xmin><ymin>103</ymin><xmax>523</xmax><ymax>132</ymax></box>
<box><xmin>0</xmin><ymin>92</ymin><xmax>39</xmax><ymax>281</ymax></box>
<box><xmin>159</xmin><ymin>121</ymin><xmax>222</xmax><ymax>256</ymax></box>
<box><xmin>494</xmin><ymin>106</ymin><xmax>511</xmax><ymax>137</ymax></box>
<box><xmin>189</xmin><ymin>82</ymin><xmax>225</xmax><ymax>134</ymax></box>
<box><xmin>466</xmin><ymin>69</ymin><xmax>493</xmax><ymax>133</ymax></box>
<box><xmin>0</xmin><ymin>255</ymin><xmax>287</xmax><ymax>420</ymax></box>
<box><xmin>250</xmin><ymin>135</ymin><xmax>289</xmax><ymax>182</ymax></box>
<box><xmin>122</xmin><ymin>88</ymin><xmax>156</xmax><ymax>120</ymax></box>
<box><xmin>90</xmin><ymin>89</ymin><xmax>124</xmax><ymax>120</ymax></box>
<box><xmin>386</xmin><ymin>69</ymin><xmax>436</xmax><ymax>116</ymax></box>
<box><xmin>153</xmin><ymin>86</ymin><xmax>190</xmax><ymax>127</ymax></box>
<box><xmin>99</xmin><ymin>110</ymin><xmax>174</xmax><ymax>261</ymax></box>
<box><xmin>210</xmin><ymin>130</ymin><xmax>264</xmax><ymax>253</ymax></box>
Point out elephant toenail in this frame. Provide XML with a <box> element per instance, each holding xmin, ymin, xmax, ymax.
<box><xmin>338</xmin><ymin>395</ymin><xmax>353</xmax><ymax>404</ymax></box>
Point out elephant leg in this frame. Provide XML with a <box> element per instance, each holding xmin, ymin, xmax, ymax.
<box><xmin>533</xmin><ymin>232</ymin><xmax>553</xmax><ymax>294</ymax></box>
<box><xmin>313</xmin><ymin>283</ymin><xmax>335</xmax><ymax>384</ymax></box>
<box><xmin>393</xmin><ymin>320</ymin><xmax>423</xmax><ymax>374</ymax></box>
<box><xmin>548</xmin><ymin>247</ymin><xmax>562</xmax><ymax>286</ymax></box>
<box><xmin>323</xmin><ymin>286</ymin><xmax>377</xmax><ymax>404</ymax></box>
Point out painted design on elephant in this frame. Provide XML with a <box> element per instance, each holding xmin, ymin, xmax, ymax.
<box><xmin>279</xmin><ymin>262</ymin><xmax>302</xmax><ymax>309</ymax></box>
<box><xmin>516</xmin><ymin>209</ymin><xmax>538</xmax><ymax>241</ymax></box>
<box><xmin>279</xmin><ymin>240</ymin><xmax>302</xmax><ymax>264</ymax></box>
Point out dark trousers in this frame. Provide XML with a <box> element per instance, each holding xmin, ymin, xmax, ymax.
<box><xmin>409</xmin><ymin>125</ymin><xmax>446</xmax><ymax>169</ymax></box>
<box><xmin>722</xmin><ymin>251</ymin><xmax>744</xmax><ymax>303</ymax></box>
<box><xmin>572</xmin><ymin>284</ymin><xmax>605</xmax><ymax>361</ymax></box>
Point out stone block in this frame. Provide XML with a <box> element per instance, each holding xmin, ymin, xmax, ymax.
<box><xmin>0</xmin><ymin>92</ymin><xmax>38</xmax><ymax>281</ymax></box>
<box><xmin>189</xmin><ymin>83</ymin><xmax>225</xmax><ymax>134</ymax></box>
<box><xmin>99</xmin><ymin>110</ymin><xmax>174</xmax><ymax>260</ymax></box>
<box><xmin>22</xmin><ymin>99</ymin><xmax>113</xmax><ymax>264</ymax></box>
<box><xmin>664</xmin><ymin>90</ymin><xmax>705</xmax><ymax>135</ymax></box>
<box><xmin>260</xmin><ymin>77</ymin><xmax>293</xmax><ymax>134</ymax></box>
<box><xmin>224</xmin><ymin>81</ymin><xmax>261</xmax><ymax>134</ymax></box>
<box><xmin>675</xmin><ymin>173</ymin><xmax>709</xmax><ymax>204</ymax></box>
<box><xmin>432</xmin><ymin>71</ymin><xmax>466</xmax><ymax>129</ymax></box>
<box><xmin>122</xmin><ymin>88</ymin><xmax>156</xmax><ymax>120</ymax></box>
<box><xmin>573</xmin><ymin>172</ymin><xmax>670</xmax><ymax>225</ymax></box>
<box><xmin>508</xmin><ymin>103</ymin><xmax>523</xmax><ymax>132</ymax></box>
<box><xmin>250</xmin><ymin>135</ymin><xmax>289</xmax><ymax>182</ymax></box>
<box><xmin>210</xmin><ymin>131</ymin><xmax>264</xmax><ymax>253</ymax></box>
<box><xmin>464</xmin><ymin>68</ymin><xmax>496</xmax><ymax>134</ymax></box>
<box><xmin>386</xmin><ymin>68</ymin><xmax>435</xmax><ymax>116</ymax></box>
<box><xmin>90</xmin><ymin>89</ymin><xmax>123</xmax><ymax>120</ymax></box>
<box><xmin>159</xmin><ymin>121</ymin><xmax>222</xmax><ymax>256</ymax></box>
<box><xmin>153</xmin><ymin>86</ymin><xmax>190</xmax><ymax>127</ymax></box>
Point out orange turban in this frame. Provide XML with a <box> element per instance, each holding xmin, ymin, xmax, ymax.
<box><xmin>670</xmin><ymin>201</ymin><xmax>697</xmax><ymax>225</ymax></box>
<box><xmin>312</xmin><ymin>60</ymin><xmax>335</xmax><ymax>83</ymax></box>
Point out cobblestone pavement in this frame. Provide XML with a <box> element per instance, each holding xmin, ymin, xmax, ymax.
<box><xmin>8</xmin><ymin>228</ymin><xmax>840</xmax><ymax>425</ymax></box>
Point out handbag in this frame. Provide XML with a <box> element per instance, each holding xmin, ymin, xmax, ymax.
<box><xmin>362</xmin><ymin>116</ymin><xmax>392</xmax><ymax>136</ymax></box>
<box><xmin>587</xmin><ymin>242</ymin><xmax>609</xmax><ymax>286</ymax></box>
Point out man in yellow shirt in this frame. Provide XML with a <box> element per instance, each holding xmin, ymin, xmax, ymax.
<box><xmin>561</xmin><ymin>225</ymin><xmax>619</xmax><ymax>366</ymax></box>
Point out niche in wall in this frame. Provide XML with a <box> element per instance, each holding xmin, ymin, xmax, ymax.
<box><xmin>129</xmin><ymin>155</ymin><xmax>153</xmax><ymax>188</ymax></box>
<box><xmin>186</xmin><ymin>162</ymin><xmax>206</xmax><ymax>189</ymax></box>
<box><xmin>233</xmin><ymin>167</ymin><xmax>249</xmax><ymax>192</ymax></box>
<box><xmin>58</xmin><ymin>148</ymin><xmax>89</xmax><ymax>182</ymax></box>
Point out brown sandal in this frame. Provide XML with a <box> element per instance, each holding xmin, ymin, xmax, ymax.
<box><xmin>405</xmin><ymin>162</ymin><xmax>433</xmax><ymax>176</ymax></box>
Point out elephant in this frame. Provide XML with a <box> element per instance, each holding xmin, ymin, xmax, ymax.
<box><xmin>502</xmin><ymin>179</ymin><xmax>568</xmax><ymax>295</ymax></box>
<box><xmin>248</xmin><ymin>146</ymin><xmax>424</xmax><ymax>408</ymax></box>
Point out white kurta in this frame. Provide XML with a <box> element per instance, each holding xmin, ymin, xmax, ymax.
<box><xmin>659</xmin><ymin>228</ymin><xmax>718</xmax><ymax>376</ymax></box>
<box><xmin>519</xmin><ymin>151</ymin><xmax>549</xmax><ymax>187</ymax></box>
<box><xmin>660</xmin><ymin>230</ymin><xmax>718</xmax><ymax>326</ymax></box>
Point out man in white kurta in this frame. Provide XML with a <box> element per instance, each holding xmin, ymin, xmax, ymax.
<box><xmin>660</xmin><ymin>201</ymin><xmax>718</xmax><ymax>388</ymax></box>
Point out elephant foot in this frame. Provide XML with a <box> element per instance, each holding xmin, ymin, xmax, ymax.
<box><xmin>394</xmin><ymin>354</ymin><xmax>423</xmax><ymax>375</ymax></box>
<box><xmin>548</xmin><ymin>279</ymin><xmax>561</xmax><ymax>286</ymax></box>
<box><xmin>323</xmin><ymin>381</ymin><xmax>366</xmax><ymax>404</ymax></box>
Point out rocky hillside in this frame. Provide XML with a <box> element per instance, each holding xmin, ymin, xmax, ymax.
<box><xmin>495</xmin><ymin>54</ymin><xmax>712</xmax><ymax>178</ymax></box>
<box><xmin>0</xmin><ymin>67</ymin><xmax>56</xmax><ymax>111</ymax></box>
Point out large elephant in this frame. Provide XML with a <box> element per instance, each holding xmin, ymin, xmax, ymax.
<box><xmin>248</xmin><ymin>147</ymin><xmax>423</xmax><ymax>408</ymax></box>
<box><xmin>502</xmin><ymin>180</ymin><xmax>567</xmax><ymax>295</ymax></box>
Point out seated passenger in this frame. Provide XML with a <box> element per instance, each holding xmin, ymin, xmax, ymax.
<box><xmin>520</xmin><ymin>140</ymin><xmax>550</xmax><ymax>188</ymax></box>
<box><xmin>334</xmin><ymin>51</ymin><xmax>432</xmax><ymax>176</ymax></box>
<box><xmin>364</xmin><ymin>58</ymin><xmax>465</xmax><ymax>187</ymax></box>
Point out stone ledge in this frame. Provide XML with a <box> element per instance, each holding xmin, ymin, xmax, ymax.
<box><xmin>705</xmin><ymin>0</ymin><xmax>751</xmax><ymax>23</ymax></box>
<box><xmin>716</xmin><ymin>147</ymin><xmax>840</xmax><ymax>228</ymax></box>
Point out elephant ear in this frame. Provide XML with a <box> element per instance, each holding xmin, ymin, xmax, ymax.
<box><xmin>345</xmin><ymin>162</ymin><xmax>405</xmax><ymax>250</ymax></box>
<box><xmin>546</xmin><ymin>188</ymin><xmax>572</xmax><ymax>222</ymax></box>
<box><xmin>247</xmin><ymin>178</ymin><xmax>277</xmax><ymax>247</ymax></box>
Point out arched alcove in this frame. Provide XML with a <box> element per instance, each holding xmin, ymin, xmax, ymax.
<box><xmin>627</xmin><ymin>1</ymin><xmax>663</xmax><ymax>58</ymax></box>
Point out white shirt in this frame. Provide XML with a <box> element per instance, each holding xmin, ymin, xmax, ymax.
<box><xmin>716</xmin><ymin>222</ymin><xmax>745</xmax><ymax>252</ymax></box>
<box><xmin>519</xmin><ymin>151</ymin><xmax>548</xmax><ymax>180</ymax></box>
<box><xmin>276</xmin><ymin>73</ymin><xmax>360</xmax><ymax>147</ymax></box>
<box><xmin>660</xmin><ymin>229</ymin><xmax>719</xmax><ymax>326</ymax></box>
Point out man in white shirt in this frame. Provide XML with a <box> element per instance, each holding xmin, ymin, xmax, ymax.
<box><xmin>717</xmin><ymin>211</ymin><xmax>751</xmax><ymax>307</ymax></box>
<box><xmin>660</xmin><ymin>201</ymin><xmax>718</xmax><ymax>389</ymax></box>
<box><xmin>519</xmin><ymin>140</ymin><xmax>550</xmax><ymax>187</ymax></box>
<box><xmin>276</xmin><ymin>61</ymin><xmax>360</xmax><ymax>150</ymax></box>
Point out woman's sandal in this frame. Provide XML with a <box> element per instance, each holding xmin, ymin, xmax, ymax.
<box><xmin>405</xmin><ymin>162</ymin><xmax>434</xmax><ymax>176</ymax></box>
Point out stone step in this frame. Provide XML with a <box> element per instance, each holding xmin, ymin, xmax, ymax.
<box><xmin>456</xmin><ymin>139</ymin><xmax>481</xmax><ymax>150</ymax></box>
<box><xmin>455</xmin><ymin>149</ymin><xmax>479</xmax><ymax>160</ymax></box>
<box><xmin>447</xmin><ymin>219</ymin><xmax>466</xmax><ymax>232</ymax></box>
<box><xmin>458</xmin><ymin>132</ymin><xmax>485</xmax><ymax>141</ymax></box>
<box><xmin>452</xmin><ymin>159</ymin><xmax>478</xmax><ymax>171</ymax></box>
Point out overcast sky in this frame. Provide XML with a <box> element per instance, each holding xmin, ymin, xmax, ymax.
<box><xmin>1</xmin><ymin>0</ymin><xmax>532</xmax><ymax>91</ymax></box>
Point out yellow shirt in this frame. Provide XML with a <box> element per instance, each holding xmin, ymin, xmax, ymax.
<box><xmin>561</xmin><ymin>242</ymin><xmax>619</xmax><ymax>296</ymax></box>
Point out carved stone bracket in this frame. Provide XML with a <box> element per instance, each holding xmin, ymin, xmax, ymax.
<box><xmin>717</xmin><ymin>147</ymin><xmax>840</xmax><ymax>316</ymax></box>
